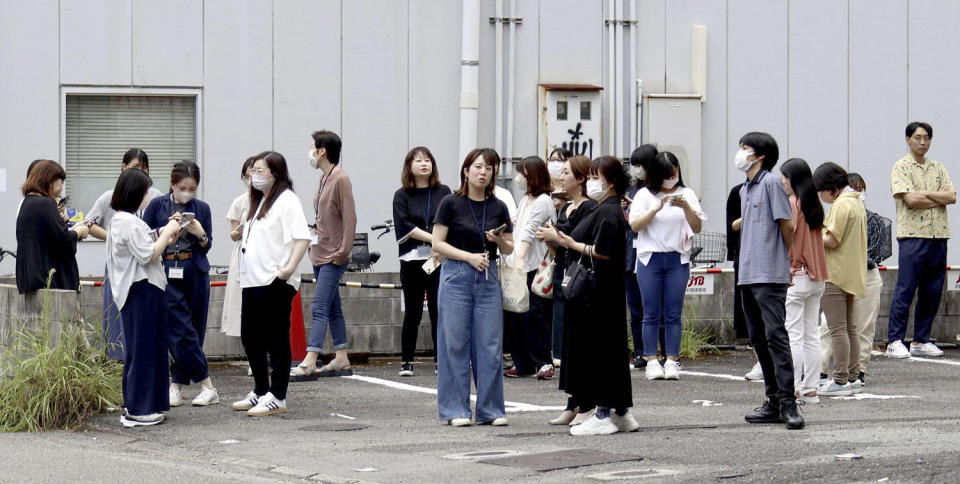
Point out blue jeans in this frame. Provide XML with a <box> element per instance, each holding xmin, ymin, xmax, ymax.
<box><xmin>436</xmin><ymin>260</ymin><xmax>505</xmax><ymax>422</ymax></box>
<box><xmin>636</xmin><ymin>252</ymin><xmax>689</xmax><ymax>358</ymax></box>
<box><xmin>888</xmin><ymin>238</ymin><xmax>947</xmax><ymax>344</ymax></box>
<box><xmin>307</xmin><ymin>263</ymin><xmax>349</xmax><ymax>352</ymax></box>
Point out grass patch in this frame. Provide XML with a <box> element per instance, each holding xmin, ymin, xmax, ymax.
<box><xmin>679</xmin><ymin>305</ymin><xmax>718</xmax><ymax>360</ymax></box>
<box><xmin>0</xmin><ymin>271</ymin><xmax>122</xmax><ymax>432</ymax></box>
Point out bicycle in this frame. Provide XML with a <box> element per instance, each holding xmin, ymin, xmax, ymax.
<box><xmin>346</xmin><ymin>220</ymin><xmax>394</xmax><ymax>272</ymax></box>
<box><xmin>0</xmin><ymin>247</ymin><xmax>17</xmax><ymax>278</ymax></box>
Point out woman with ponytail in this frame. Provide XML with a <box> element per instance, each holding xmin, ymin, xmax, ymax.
<box><xmin>778</xmin><ymin>159</ymin><xmax>828</xmax><ymax>403</ymax></box>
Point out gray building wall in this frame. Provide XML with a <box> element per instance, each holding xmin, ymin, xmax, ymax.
<box><xmin>1</xmin><ymin>0</ymin><xmax>958</xmax><ymax>277</ymax></box>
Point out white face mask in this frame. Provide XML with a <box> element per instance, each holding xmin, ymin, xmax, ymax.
<box><xmin>514</xmin><ymin>173</ymin><xmax>528</xmax><ymax>193</ymax></box>
<box><xmin>586</xmin><ymin>179</ymin><xmax>605</xmax><ymax>200</ymax></box>
<box><xmin>734</xmin><ymin>148</ymin><xmax>755</xmax><ymax>172</ymax></box>
<box><xmin>308</xmin><ymin>149</ymin><xmax>320</xmax><ymax>169</ymax></box>
<box><xmin>173</xmin><ymin>190</ymin><xmax>195</xmax><ymax>204</ymax></box>
<box><xmin>662</xmin><ymin>175</ymin><xmax>679</xmax><ymax>190</ymax></box>
<box><xmin>251</xmin><ymin>174</ymin><xmax>271</xmax><ymax>192</ymax></box>
<box><xmin>547</xmin><ymin>161</ymin><xmax>564</xmax><ymax>179</ymax></box>
<box><xmin>632</xmin><ymin>165</ymin><xmax>646</xmax><ymax>180</ymax></box>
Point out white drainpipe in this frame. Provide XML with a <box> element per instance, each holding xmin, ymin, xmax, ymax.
<box><xmin>494</xmin><ymin>0</ymin><xmax>504</xmax><ymax>157</ymax></box>
<box><xmin>628</xmin><ymin>0</ymin><xmax>638</xmax><ymax>152</ymax></box>
<box><xmin>614</xmin><ymin>0</ymin><xmax>624</xmax><ymax>159</ymax></box>
<box><xmin>607</xmin><ymin>0</ymin><xmax>616</xmax><ymax>156</ymax></box>
<box><xmin>505</xmin><ymin>0</ymin><xmax>517</xmax><ymax>166</ymax></box>
<box><xmin>458</xmin><ymin>0</ymin><xmax>480</xmax><ymax>165</ymax></box>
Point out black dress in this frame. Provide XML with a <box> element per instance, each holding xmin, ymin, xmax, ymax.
<box><xmin>16</xmin><ymin>194</ymin><xmax>80</xmax><ymax>294</ymax></box>
<box><xmin>556</xmin><ymin>199</ymin><xmax>597</xmax><ymax>392</ymax></box>
<box><xmin>560</xmin><ymin>196</ymin><xmax>632</xmax><ymax>410</ymax></box>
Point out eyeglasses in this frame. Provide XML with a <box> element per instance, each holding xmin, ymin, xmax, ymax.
<box><xmin>251</xmin><ymin>168</ymin><xmax>270</xmax><ymax>175</ymax></box>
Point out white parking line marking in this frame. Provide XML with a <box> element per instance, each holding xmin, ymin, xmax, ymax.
<box><xmin>679</xmin><ymin>370</ymin><xmax>762</xmax><ymax>382</ymax></box>
<box><xmin>830</xmin><ymin>393</ymin><xmax>921</xmax><ymax>401</ymax></box>
<box><xmin>342</xmin><ymin>374</ymin><xmax>565</xmax><ymax>412</ymax></box>
<box><xmin>906</xmin><ymin>356</ymin><xmax>960</xmax><ymax>367</ymax></box>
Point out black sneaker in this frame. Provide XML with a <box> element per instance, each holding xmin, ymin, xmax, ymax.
<box><xmin>780</xmin><ymin>401</ymin><xmax>805</xmax><ymax>430</ymax></box>
<box><xmin>745</xmin><ymin>399</ymin><xmax>781</xmax><ymax>424</ymax></box>
<box><xmin>398</xmin><ymin>362</ymin><xmax>414</xmax><ymax>377</ymax></box>
<box><xmin>632</xmin><ymin>359</ymin><xmax>647</xmax><ymax>369</ymax></box>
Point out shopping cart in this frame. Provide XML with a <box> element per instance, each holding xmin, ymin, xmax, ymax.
<box><xmin>690</xmin><ymin>232</ymin><xmax>726</xmax><ymax>268</ymax></box>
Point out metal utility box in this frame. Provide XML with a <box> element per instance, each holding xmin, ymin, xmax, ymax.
<box><xmin>538</xmin><ymin>84</ymin><xmax>603</xmax><ymax>160</ymax></box>
<box><xmin>644</xmin><ymin>94</ymin><xmax>702</xmax><ymax>195</ymax></box>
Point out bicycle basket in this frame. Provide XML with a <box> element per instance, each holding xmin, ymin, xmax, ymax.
<box><xmin>690</xmin><ymin>231</ymin><xmax>727</xmax><ymax>266</ymax></box>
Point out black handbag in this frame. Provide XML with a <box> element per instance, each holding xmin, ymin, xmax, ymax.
<box><xmin>561</xmin><ymin>244</ymin><xmax>596</xmax><ymax>301</ymax></box>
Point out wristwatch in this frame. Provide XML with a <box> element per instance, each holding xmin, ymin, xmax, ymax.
<box><xmin>199</xmin><ymin>234</ymin><xmax>209</xmax><ymax>244</ymax></box>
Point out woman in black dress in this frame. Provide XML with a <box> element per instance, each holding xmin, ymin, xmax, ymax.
<box><xmin>537</xmin><ymin>156</ymin><xmax>636</xmax><ymax>436</ymax></box>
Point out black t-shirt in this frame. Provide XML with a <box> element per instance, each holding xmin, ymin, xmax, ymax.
<box><xmin>726</xmin><ymin>183</ymin><xmax>744</xmax><ymax>261</ymax></box>
<box><xmin>435</xmin><ymin>194</ymin><xmax>512</xmax><ymax>259</ymax></box>
<box><xmin>15</xmin><ymin>195</ymin><xmax>80</xmax><ymax>294</ymax></box>
<box><xmin>392</xmin><ymin>184</ymin><xmax>453</xmax><ymax>257</ymax></box>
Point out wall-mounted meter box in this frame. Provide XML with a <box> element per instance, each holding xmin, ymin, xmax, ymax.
<box><xmin>538</xmin><ymin>84</ymin><xmax>603</xmax><ymax>161</ymax></box>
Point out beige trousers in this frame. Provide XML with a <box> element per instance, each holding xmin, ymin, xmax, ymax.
<box><xmin>820</xmin><ymin>268</ymin><xmax>883</xmax><ymax>378</ymax></box>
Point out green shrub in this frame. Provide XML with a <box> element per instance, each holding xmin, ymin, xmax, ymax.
<box><xmin>679</xmin><ymin>305</ymin><xmax>718</xmax><ymax>359</ymax></box>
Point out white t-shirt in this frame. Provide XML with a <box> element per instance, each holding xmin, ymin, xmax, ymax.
<box><xmin>87</xmin><ymin>186</ymin><xmax>165</xmax><ymax>228</ymax></box>
<box><xmin>226</xmin><ymin>192</ymin><xmax>249</xmax><ymax>223</ymax></box>
<box><xmin>240</xmin><ymin>189</ymin><xmax>312</xmax><ymax>290</ymax></box>
<box><xmin>629</xmin><ymin>186</ymin><xmax>707</xmax><ymax>267</ymax></box>
<box><xmin>106</xmin><ymin>211</ymin><xmax>167</xmax><ymax>309</ymax></box>
<box><xmin>494</xmin><ymin>185</ymin><xmax>518</xmax><ymax>221</ymax></box>
<box><xmin>505</xmin><ymin>193</ymin><xmax>556</xmax><ymax>272</ymax></box>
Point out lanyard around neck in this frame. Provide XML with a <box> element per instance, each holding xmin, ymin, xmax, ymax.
<box><xmin>467</xmin><ymin>197</ymin><xmax>487</xmax><ymax>249</ymax></box>
<box><xmin>315</xmin><ymin>165</ymin><xmax>338</xmax><ymax>215</ymax></box>
<box><xmin>419</xmin><ymin>189</ymin><xmax>432</xmax><ymax>228</ymax></box>
<box><xmin>241</xmin><ymin>199</ymin><xmax>265</xmax><ymax>254</ymax></box>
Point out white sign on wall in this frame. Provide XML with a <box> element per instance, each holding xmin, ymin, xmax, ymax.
<box><xmin>948</xmin><ymin>270</ymin><xmax>960</xmax><ymax>291</ymax></box>
<box><xmin>538</xmin><ymin>85</ymin><xmax>603</xmax><ymax>160</ymax></box>
<box><xmin>686</xmin><ymin>273</ymin><xmax>714</xmax><ymax>295</ymax></box>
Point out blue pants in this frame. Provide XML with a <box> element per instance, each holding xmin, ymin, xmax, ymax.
<box><xmin>625</xmin><ymin>270</ymin><xmax>644</xmax><ymax>357</ymax></box>
<box><xmin>102</xmin><ymin>268</ymin><xmax>125</xmax><ymax>360</ymax></box>
<box><xmin>308</xmin><ymin>263</ymin><xmax>349</xmax><ymax>352</ymax></box>
<box><xmin>637</xmin><ymin>252</ymin><xmax>689</xmax><ymax>358</ymax></box>
<box><xmin>121</xmin><ymin>280</ymin><xmax>170</xmax><ymax>415</ymax></box>
<box><xmin>163</xmin><ymin>258</ymin><xmax>210</xmax><ymax>384</ymax></box>
<box><xmin>888</xmin><ymin>238</ymin><xmax>947</xmax><ymax>344</ymax></box>
<box><xmin>437</xmin><ymin>260</ymin><xmax>505</xmax><ymax>422</ymax></box>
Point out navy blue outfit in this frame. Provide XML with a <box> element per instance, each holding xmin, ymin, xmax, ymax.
<box><xmin>143</xmin><ymin>194</ymin><xmax>213</xmax><ymax>385</ymax></box>
<box><xmin>122</xmin><ymin>280</ymin><xmax>170</xmax><ymax>415</ymax></box>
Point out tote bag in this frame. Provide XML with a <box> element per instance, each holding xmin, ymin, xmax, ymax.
<box><xmin>530</xmin><ymin>253</ymin><xmax>555</xmax><ymax>298</ymax></box>
<box><xmin>500</xmin><ymin>263</ymin><xmax>530</xmax><ymax>313</ymax></box>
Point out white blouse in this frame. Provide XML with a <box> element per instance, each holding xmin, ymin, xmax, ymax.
<box><xmin>106</xmin><ymin>211</ymin><xmax>167</xmax><ymax>309</ymax></box>
<box><xmin>629</xmin><ymin>186</ymin><xmax>707</xmax><ymax>267</ymax></box>
<box><xmin>240</xmin><ymin>190</ymin><xmax>312</xmax><ymax>290</ymax></box>
<box><xmin>505</xmin><ymin>193</ymin><xmax>557</xmax><ymax>272</ymax></box>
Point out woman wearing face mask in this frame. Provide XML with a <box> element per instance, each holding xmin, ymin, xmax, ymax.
<box><xmin>503</xmin><ymin>156</ymin><xmax>557</xmax><ymax>379</ymax></box>
<box><xmin>221</xmin><ymin>157</ymin><xmax>256</xmax><ymax>339</ymax></box>
<box><xmin>625</xmin><ymin>144</ymin><xmax>658</xmax><ymax>369</ymax></box>
<box><xmin>538</xmin><ymin>156</ymin><xmax>636</xmax><ymax>436</ymax></box>
<box><xmin>778</xmin><ymin>158</ymin><xmax>828</xmax><ymax>404</ymax></box>
<box><xmin>547</xmin><ymin>148</ymin><xmax>572</xmax><ymax>210</ymax></box>
<box><xmin>629</xmin><ymin>152</ymin><xmax>706</xmax><ymax>381</ymax></box>
<box><xmin>392</xmin><ymin>146</ymin><xmax>452</xmax><ymax>377</ymax></box>
<box><xmin>142</xmin><ymin>161</ymin><xmax>218</xmax><ymax>407</ymax></box>
<box><xmin>16</xmin><ymin>159</ymin><xmax>89</xmax><ymax>294</ymax></box>
<box><xmin>536</xmin><ymin>155</ymin><xmax>597</xmax><ymax>425</ymax></box>
<box><xmin>106</xmin><ymin>168</ymin><xmax>182</xmax><ymax>427</ymax></box>
<box><xmin>813</xmin><ymin>162</ymin><xmax>867</xmax><ymax>397</ymax></box>
<box><xmin>232</xmin><ymin>152</ymin><xmax>311</xmax><ymax>417</ymax></box>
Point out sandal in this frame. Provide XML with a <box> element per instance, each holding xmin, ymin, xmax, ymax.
<box><xmin>317</xmin><ymin>359</ymin><xmax>353</xmax><ymax>377</ymax></box>
<box><xmin>289</xmin><ymin>362</ymin><xmax>319</xmax><ymax>381</ymax></box>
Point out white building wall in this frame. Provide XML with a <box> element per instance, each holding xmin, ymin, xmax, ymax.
<box><xmin>1</xmin><ymin>0</ymin><xmax>958</xmax><ymax>278</ymax></box>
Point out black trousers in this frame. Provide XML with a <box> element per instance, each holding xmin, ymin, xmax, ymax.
<box><xmin>732</xmin><ymin>259</ymin><xmax>748</xmax><ymax>339</ymax></box>
<box><xmin>399</xmin><ymin>260</ymin><xmax>440</xmax><ymax>362</ymax></box>
<box><xmin>741</xmin><ymin>283</ymin><xmax>795</xmax><ymax>404</ymax></box>
<box><xmin>504</xmin><ymin>270</ymin><xmax>553</xmax><ymax>375</ymax></box>
<box><xmin>242</xmin><ymin>278</ymin><xmax>296</xmax><ymax>400</ymax></box>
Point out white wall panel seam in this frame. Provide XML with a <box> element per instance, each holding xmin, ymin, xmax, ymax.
<box><xmin>272</xmin><ymin>0</ymin><xmax>276</xmax><ymax>150</ymax></box>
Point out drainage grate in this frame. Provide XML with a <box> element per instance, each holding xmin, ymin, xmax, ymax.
<box><xmin>480</xmin><ymin>449</ymin><xmax>642</xmax><ymax>472</ymax></box>
<box><xmin>298</xmin><ymin>423</ymin><xmax>370</xmax><ymax>432</ymax></box>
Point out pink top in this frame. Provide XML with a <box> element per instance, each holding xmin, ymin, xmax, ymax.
<box><xmin>789</xmin><ymin>197</ymin><xmax>829</xmax><ymax>281</ymax></box>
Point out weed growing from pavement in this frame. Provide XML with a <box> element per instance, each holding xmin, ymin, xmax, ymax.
<box><xmin>680</xmin><ymin>305</ymin><xmax>718</xmax><ymax>359</ymax></box>
<box><xmin>0</xmin><ymin>270</ymin><xmax>121</xmax><ymax>432</ymax></box>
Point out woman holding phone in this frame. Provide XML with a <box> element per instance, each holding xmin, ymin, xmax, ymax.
<box><xmin>392</xmin><ymin>147</ymin><xmax>452</xmax><ymax>376</ymax></box>
<box><xmin>143</xmin><ymin>161</ymin><xmax>219</xmax><ymax>407</ymax></box>
<box><xmin>432</xmin><ymin>148</ymin><xmax>514</xmax><ymax>427</ymax></box>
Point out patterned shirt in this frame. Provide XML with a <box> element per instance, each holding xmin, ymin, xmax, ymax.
<box><xmin>737</xmin><ymin>170</ymin><xmax>793</xmax><ymax>285</ymax></box>
<box><xmin>890</xmin><ymin>154</ymin><xmax>953</xmax><ymax>239</ymax></box>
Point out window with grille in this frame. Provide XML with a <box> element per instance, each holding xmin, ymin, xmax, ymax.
<box><xmin>65</xmin><ymin>95</ymin><xmax>197</xmax><ymax>215</ymax></box>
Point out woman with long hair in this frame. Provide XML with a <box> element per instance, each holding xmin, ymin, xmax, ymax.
<box><xmin>813</xmin><ymin>162</ymin><xmax>868</xmax><ymax>397</ymax></box>
<box><xmin>143</xmin><ymin>161</ymin><xmax>219</xmax><ymax>407</ymax></box>
<box><xmin>232</xmin><ymin>151</ymin><xmax>312</xmax><ymax>416</ymax></box>
<box><xmin>392</xmin><ymin>146</ymin><xmax>452</xmax><ymax>376</ymax></box>
<box><xmin>778</xmin><ymin>158</ymin><xmax>828</xmax><ymax>403</ymax></box>
<box><xmin>432</xmin><ymin>148</ymin><xmax>514</xmax><ymax>427</ymax></box>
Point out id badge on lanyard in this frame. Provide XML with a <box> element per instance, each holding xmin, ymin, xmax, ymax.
<box><xmin>168</xmin><ymin>266</ymin><xmax>184</xmax><ymax>279</ymax></box>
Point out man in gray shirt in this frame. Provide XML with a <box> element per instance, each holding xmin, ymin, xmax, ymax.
<box><xmin>733</xmin><ymin>132</ymin><xmax>802</xmax><ymax>430</ymax></box>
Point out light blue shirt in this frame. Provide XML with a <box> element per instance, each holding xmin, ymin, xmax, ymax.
<box><xmin>737</xmin><ymin>170</ymin><xmax>792</xmax><ymax>285</ymax></box>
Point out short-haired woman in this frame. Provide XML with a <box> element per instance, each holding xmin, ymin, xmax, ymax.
<box><xmin>504</xmin><ymin>156</ymin><xmax>557</xmax><ymax>379</ymax></box>
<box><xmin>221</xmin><ymin>157</ymin><xmax>256</xmax><ymax>338</ymax></box>
<box><xmin>392</xmin><ymin>146</ymin><xmax>452</xmax><ymax>376</ymax></box>
<box><xmin>16</xmin><ymin>159</ymin><xmax>89</xmax><ymax>294</ymax></box>
<box><xmin>779</xmin><ymin>158</ymin><xmax>828</xmax><ymax>403</ymax></box>
<box><xmin>538</xmin><ymin>156</ymin><xmax>636</xmax><ymax>436</ymax></box>
<box><xmin>106</xmin><ymin>168</ymin><xmax>182</xmax><ymax>427</ymax></box>
<box><xmin>432</xmin><ymin>148</ymin><xmax>514</xmax><ymax>427</ymax></box>
<box><xmin>630</xmin><ymin>152</ymin><xmax>706</xmax><ymax>380</ymax></box>
<box><xmin>625</xmin><ymin>144</ymin><xmax>658</xmax><ymax>368</ymax></box>
<box><xmin>813</xmin><ymin>162</ymin><xmax>867</xmax><ymax>397</ymax></box>
<box><xmin>232</xmin><ymin>152</ymin><xmax>311</xmax><ymax>417</ymax></box>
<box><xmin>143</xmin><ymin>161</ymin><xmax>219</xmax><ymax>408</ymax></box>
<box><xmin>547</xmin><ymin>147</ymin><xmax>573</xmax><ymax>209</ymax></box>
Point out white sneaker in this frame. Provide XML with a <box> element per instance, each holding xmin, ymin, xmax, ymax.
<box><xmin>798</xmin><ymin>388</ymin><xmax>820</xmax><ymax>404</ymax></box>
<box><xmin>552</xmin><ymin>358</ymin><xmax>562</xmax><ymax>368</ymax></box>
<box><xmin>191</xmin><ymin>385</ymin><xmax>220</xmax><ymax>406</ymax></box>
<box><xmin>886</xmin><ymin>340</ymin><xmax>911</xmax><ymax>359</ymax></box>
<box><xmin>848</xmin><ymin>380</ymin><xmax>864</xmax><ymax>394</ymax></box>
<box><xmin>120</xmin><ymin>412</ymin><xmax>165</xmax><ymax>428</ymax></box>
<box><xmin>231</xmin><ymin>391</ymin><xmax>259</xmax><ymax>411</ymax></box>
<box><xmin>169</xmin><ymin>384</ymin><xmax>183</xmax><ymax>407</ymax></box>
<box><xmin>645</xmin><ymin>360</ymin><xmax>665</xmax><ymax>380</ymax></box>
<box><xmin>569</xmin><ymin>409</ymin><xmax>596</xmax><ymax>426</ymax></box>
<box><xmin>910</xmin><ymin>342</ymin><xmax>944</xmax><ymax>357</ymax></box>
<box><xmin>610</xmin><ymin>412</ymin><xmax>640</xmax><ymax>432</ymax></box>
<box><xmin>569</xmin><ymin>414</ymin><xmax>620</xmax><ymax>436</ymax></box>
<box><xmin>447</xmin><ymin>417</ymin><xmax>471</xmax><ymax>427</ymax></box>
<box><xmin>247</xmin><ymin>392</ymin><xmax>286</xmax><ymax>417</ymax></box>
<box><xmin>818</xmin><ymin>380</ymin><xmax>852</xmax><ymax>396</ymax></box>
<box><xmin>744</xmin><ymin>362</ymin><xmax>764</xmax><ymax>380</ymax></box>
<box><xmin>663</xmin><ymin>360</ymin><xmax>680</xmax><ymax>380</ymax></box>
<box><xmin>490</xmin><ymin>417</ymin><xmax>508</xmax><ymax>426</ymax></box>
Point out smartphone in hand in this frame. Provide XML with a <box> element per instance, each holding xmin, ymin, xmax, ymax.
<box><xmin>491</xmin><ymin>223</ymin><xmax>508</xmax><ymax>235</ymax></box>
<box><xmin>179</xmin><ymin>212</ymin><xmax>196</xmax><ymax>229</ymax></box>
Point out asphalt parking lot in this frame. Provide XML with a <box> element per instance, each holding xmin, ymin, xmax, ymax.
<box><xmin>3</xmin><ymin>349</ymin><xmax>960</xmax><ymax>483</ymax></box>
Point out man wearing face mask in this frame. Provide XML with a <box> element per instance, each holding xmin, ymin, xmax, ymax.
<box><xmin>733</xmin><ymin>132</ymin><xmax>803</xmax><ymax>430</ymax></box>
